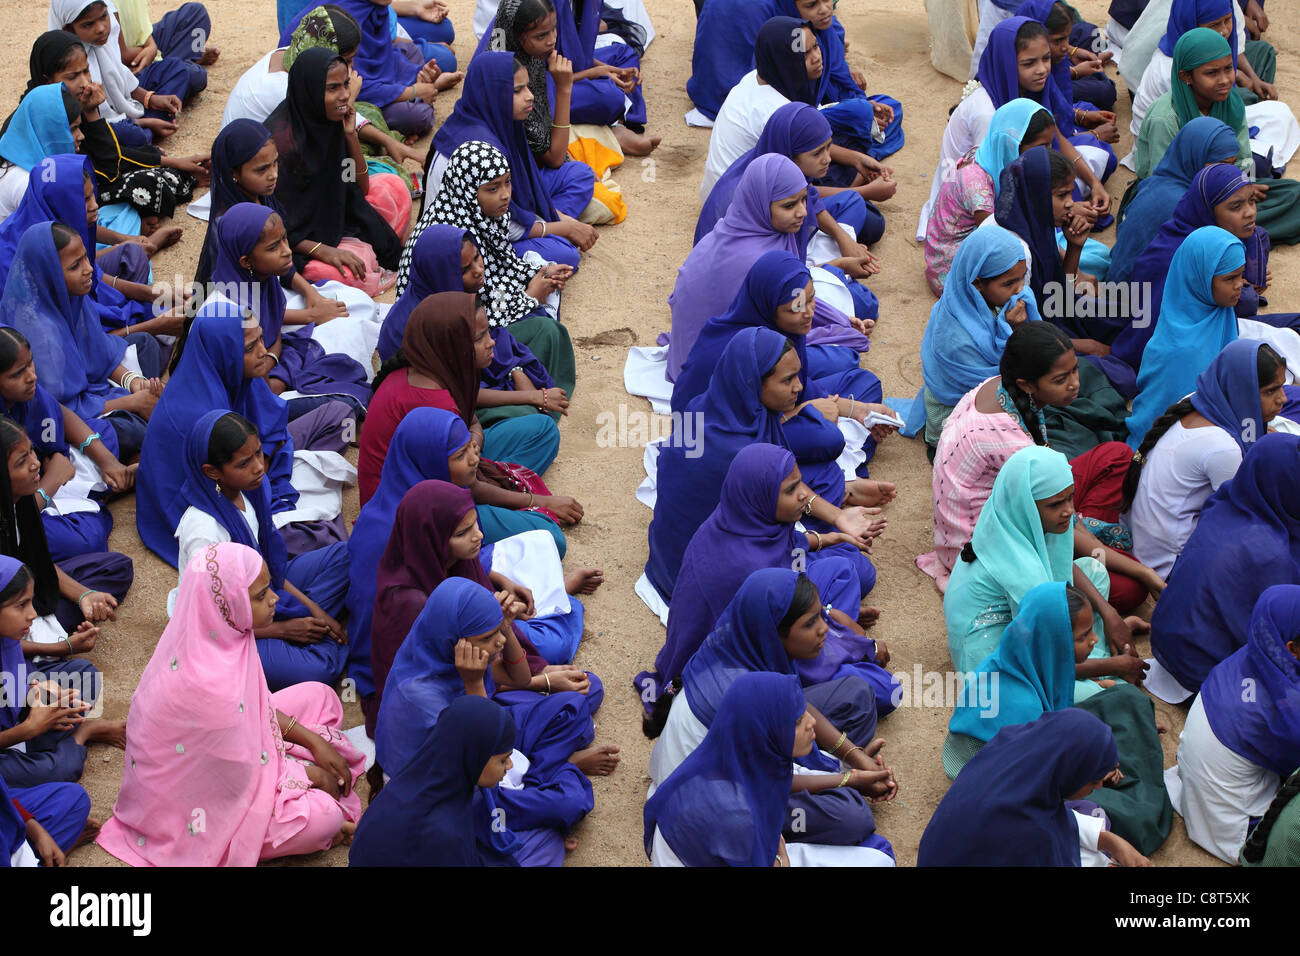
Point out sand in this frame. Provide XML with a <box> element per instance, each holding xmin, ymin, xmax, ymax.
<box><xmin>9</xmin><ymin>0</ymin><xmax>1296</xmax><ymax>867</ymax></box>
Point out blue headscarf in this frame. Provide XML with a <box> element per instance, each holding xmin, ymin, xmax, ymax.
<box><xmin>671</xmin><ymin>251</ymin><xmax>812</xmax><ymax>413</ymax></box>
<box><xmin>682</xmin><ymin>567</ymin><xmax>802</xmax><ymax>727</ymax></box>
<box><xmin>1127</xmin><ymin>163</ymin><xmax>1257</xmax><ymax>334</ymax></box>
<box><xmin>1188</xmin><ymin>339</ymin><xmax>1269</xmax><ymax>454</ymax></box>
<box><xmin>1013</xmin><ymin>1</ymin><xmax>1079</xmax><ymax>132</ymax></box>
<box><xmin>1110</xmin><ymin>117</ymin><xmax>1241</xmax><ymax>285</ymax></box>
<box><xmin>948</xmin><ymin>582</ymin><xmax>1076</xmax><ymax>742</ymax></box>
<box><xmin>695</xmin><ymin>103</ymin><xmax>832</xmax><ymax>243</ymax></box>
<box><xmin>754</xmin><ymin>17</ymin><xmax>817</xmax><ymax>106</ymax></box>
<box><xmin>1200</xmin><ymin>584</ymin><xmax>1300</xmax><ymax>778</ymax></box>
<box><xmin>1159</xmin><ymin>0</ymin><xmax>1238</xmax><ymax>62</ymax></box>
<box><xmin>645</xmin><ymin>327</ymin><xmax>788</xmax><ymax>601</ymax></box>
<box><xmin>209</xmin><ymin>203</ymin><xmax>290</xmax><ymax>348</ymax></box>
<box><xmin>920</xmin><ymin>225</ymin><xmax>1041</xmax><ymax>407</ymax></box>
<box><xmin>432</xmin><ymin>51</ymin><xmax>555</xmax><ymax>222</ymax></box>
<box><xmin>0</xmin><ymin>340</ymin><xmax>73</xmax><ymax>459</ymax></box>
<box><xmin>644</xmin><ymin>672</ymin><xmax>803</xmax><ymax>867</ymax></box>
<box><xmin>346</xmin><ymin>407</ymin><xmax>471</xmax><ymax>698</ymax></box>
<box><xmin>180</xmin><ymin>409</ymin><xmax>309</xmax><ymax>618</ymax></box>
<box><xmin>994</xmin><ymin>146</ymin><xmax>1062</xmax><ymax>309</ymax></box>
<box><xmin>137</xmin><ymin>305</ymin><xmax>295</xmax><ymax>564</ymax></box>
<box><xmin>0</xmin><ymin>221</ymin><xmax>127</xmax><ymax>421</ymax></box>
<box><xmin>975</xmin><ymin>98</ymin><xmax>1052</xmax><ymax>193</ymax></box>
<box><xmin>979</xmin><ymin>17</ymin><xmax>1077</xmax><ymax>135</ymax></box>
<box><xmin>374</xmin><ymin>577</ymin><xmax>505</xmax><ymax>776</ymax></box>
<box><xmin>918</xmin><ymin>709</ymin><xmax>1118</xmax><ymax>866</ymax></box>
<box><xmin>0</xmin><ymin>83</ymin><xmax>76</xmax><ymax>170</ymax></box>
<box><xmin>1126</xmin><ymin>226</ymin><xmax>1244</xmax><ymax>447</ymax></box>
<box><xmin>0</xmin><ymin>554</ymin><xmax>30</xmax><ymax>732</ymax></box>
<box><xmin>327</xmin><ymin>0</ymin><xmax>419</xmax><ymax>107</ymax></box>
<box><xmin>378</xmin><ymin>226</ymin><xmax>472</xmax><ymax>363</ymax></box>
<box><xmin>1151</xmin><ymin>434</ymin><xmax>1300</xmax><ymax>692</ymax></box>
<box><xmin>686</xmin><ymin>0</ymin><xmax>784</xmax><ymax>120</ymax></box>
<box><xmin>196</xmin><ymin>119</ymin><xmax>288</xmax><ymax>287</ymax></box>
<box><xmin>352</xmin><ymin>695</ymin><xmax>521</xmax><ymax>867</ymax></box>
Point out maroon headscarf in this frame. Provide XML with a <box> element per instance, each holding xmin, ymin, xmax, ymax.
<box><xmin>400</xmin><ymin>291</ymin><xmax>481</xmax><ymax>427</ymax></box>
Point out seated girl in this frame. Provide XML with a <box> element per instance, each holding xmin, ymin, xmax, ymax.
<box><xmin>367</xmin><ymin>480</ymin><xmax>599</xmax><ymax>739</ymax></box>
<box><xmin>174</xmin><ymin>411</ymin><xmax>349</xmax><ymax>692</ymax></box>
<box><xmin>1</xmin><ymin>222</ymin><xmax>159</xmax><ymax>460</ymax></box>
<box><xmin>645</xmin><ymin>672</ymin><xmax>892</xmax><ymax>867</ymax></box>
<box><xmin>398</xmin><ymin>141</ymin><xmax>573</xmax><ymax>381</ymax></box>
<box><xmin>0</xmin><ymin>327</ymin><xmax>135</xmax><ymax>563</ymax></box>
<box><xmin>647</xmin><ymin>568</ymin><xmax>896</xmax><ymax>857</ymax></box>
<box><xmin>697</xmin><ymin>102</ymin><xmax>883</xmax><ymax>253</ymax></box>
<box><xmin>640</xmin><ymin>444</ymin><xmax>890</xmax><ymax>716</ymax></box>
<box><xmin>379</xmin><ymin>225</ymin><xmax>479</xmax><ymax>361</ymax></box>
<box><xmin>137</xmin><ymin>305</ymin><xmax>352</xmax><ymax>563</ymax></box>
<box><xmin>644</xmin><ymin>328</ymin><xmax>886</xmax><ymax>608</ymax></box>
<box><xmin>1240</xmin><ymin>769</ymin><xmax>1300</xmax><ymax>867</ymax></box>
<box><xmin>919</xmin><ymin>17</ymin><xmax>1111</xmax><ymax>241</ymax></box>
<box><xmin>25</xmin><ymin>32</ymin><xmax>203</xmax><ymax>232</ymax></box>
<box><xmin>1109</xmin><ymin>116</ymin><xmax>1240</xmax><ymax>284</ymax></box>
<box><xmin>944</xmin><ymin>444</ymin><xmax>1150</xmax><ymax>690</ymax></box>
<box><xmin>0</xmin><ymin>550</ymin><xmax>124</xmax><ymax>791</ymax></box>
<box><xmin>267</xmin><ymin>47</ymin><xmax>407</xmax><ymax>292</ymax></box>
<box><xmin>0</xmin><ymin>767</ymin><xmax>92</xmax><ymax>867</ymax></box>
<box><xmin>919</xmin><ymin>709</ymin><xmax>1147</xmax><ymax>866</ymax></box>
<box><xmin>1126</xmin><ymin>226</ymin><xmax>1300</xmax><ymax>446</ymax></box>
<box><xmin>375</xmin><ymin>577</ymin><xmax>616</xmax><ymax>863</ymax></box>
<box><xmin>97</xmin><ymin>542</ymin><xmax>365</xmax><ymax>865</ymax></box>
<box><xmin>922</xmin><ymin>322</ymin><xmax>1162</xmax><ymax>613</ymax></box>
<box><xmin>112</xmin><ymin>0</ymin><xmax>217</xmax><ymax>98</ymax></box>
<box><xmin>670</xmin><ymin>154</ymin><xmax>872</xmax><ymax>382</ymax></box>
<box><xmin>1021</xmin><ymin>0</ymin><xmax>1117</xmax><ymax>112</ymax></box>
<box><xmin>1125</xmin><ymin>340</ymin><xmax>1284</xmax><ymax>580</ymax></box>
<box><xmin>352</xmin><ymin>696</ymin><xmax>545</xmax><ymax>867</ymax></box>
<box><xmin>1135</xmin><ymin>29</ymin><xmax>1300</xmax><ymax>244</ymax></box>
<box><xmin>48</xmin><ymin>0</ymin><xmax>190</xmax><ymax>148</ymax></box>
<box><xmin>1170</xmin><ymin>584</ymin><xmax>1300</xmax><ymax>863</ymax></box>
<box><xmin>426</xmin><ymin>49</ymin><xmax>597</xmax><ymax>269</ymax></box>
<box><xmin>487</xmin><ymin>0</ymin><xmax>657</xmax><ymax>159</ymax></box>
<box><xmin>923</xmin><ymin>100</ymin><xmax>1055</xmax><ymax>295</ymax></box>
<box><xmin>0</xmin><ymin>83</ymin><xmax>83</xmax><ymax>223</ymax></box>
<box><xmin>359</xmin><ymin>292</ymin><xmax>563</xmax><ymax>510</ymax></box>
<box><xmin>392</xmin><ymin>0</ymin><xmax>458</xmax><ymax>71</ymax></box>
<box><xmin>201</xmin><ymin>204</ymin><xmax>370</xmax><ymax>417</ymax></box>
<box><xmin>1149</xmin><ymin>433</ymin><xmax>1300</xmax><ymax>698</ymax></box>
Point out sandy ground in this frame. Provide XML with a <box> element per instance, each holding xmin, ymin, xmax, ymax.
<box><xmin>6</xmin><ymin>0</ymin><xmax>1296</xmax><ymax>867</ymax></box>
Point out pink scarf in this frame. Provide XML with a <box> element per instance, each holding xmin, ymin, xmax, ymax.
<box><xmin>97</xmin><ymin>543</ymin><xmax>283</xmax><ymax>866</ymax></box>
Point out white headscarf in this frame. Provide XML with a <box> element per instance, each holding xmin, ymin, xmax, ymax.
<box><xmin>48</xmin><ymin>0</ymin><xmax>144</xmax><ymax>123</ymax></box>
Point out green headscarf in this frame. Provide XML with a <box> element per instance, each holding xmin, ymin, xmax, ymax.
<box><xmin>285</xmin><ymin>7</ymin><xmax>341</xmax><ymax>71</ymax></box>
<box><xmin>1170</xmin><ymin>27</ymin><xmax>1245</xmax><ymax>132</ymax></box>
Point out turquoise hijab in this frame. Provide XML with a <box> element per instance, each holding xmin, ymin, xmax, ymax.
<box><xmin>975</xmin><ymin>98</ymin><xmax>1052</xmax><ymax>196</ymax></box>
<box><xmin>1170</xmin><ymin>28</ymin><xmax>1245</xmax><ymax>131</ymax></box>
<box><xmin>1126</xmin><ymin>225</ymin><xmax>1244</xmax><ymax>447</ymax></box>
<box><xmin>949</xmin><ymin>581</ymin><xmax>1077</xmax><ymax>742</ymax></box>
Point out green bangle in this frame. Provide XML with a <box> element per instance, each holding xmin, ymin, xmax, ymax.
<box><xmin>77</xmin><ymin>589</ymin><xmax>95</xmax><ymax>607</ymax></box>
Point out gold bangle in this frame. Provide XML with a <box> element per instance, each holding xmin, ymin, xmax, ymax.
<box><xmin>810</xmin><ymin>530</ymin><xmax>822</xmax><ymax>551</ymax></box>
<box><xmin>307</xmin><ymin>241</ymin><xmax>323</xmax><ymax>257</ymax></box>
<box><xmin>551</xmin><ymin>123</ymin><xmax>571</xmax><ymax>129</ymax></box>
<box><xmin>829</xmin><ymin>731</ymin><xmax>847</xmax><ymax>755</ymax></box>
<box><xmin>284</xmin><ymin>716</ymin><xmax>297</xmax><ymax>737</ymax></box>
<box><xmin>838</xmin><ymin>770</ymin><xmax>852</xmax><ymax>788</ymax></box>
<box><xmin>527</xmin><ymin>492</ymin><xmax>535</xmax><ymax>509</ymax></box>
<box><xmin>107</xmin><ymin>274</ymin><xmax>117</xmax><ymax>288</ymax></box>
<box><xmin>544</xmin><ymin>672</ymin><xmax>552</xmax><ymax>694</ymax></box>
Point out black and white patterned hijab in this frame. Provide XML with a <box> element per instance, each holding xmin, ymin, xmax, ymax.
<box><xmin>397</xmin><ymin>141</ymin><xmax>539</xmax><ymax>328</ymax></box>
<box><xmin>490</xmin><ymin>0</ymin><xmax>553</xmax><ymax>155</ymax></box>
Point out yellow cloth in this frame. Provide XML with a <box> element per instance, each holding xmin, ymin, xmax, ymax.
<box><xmin>115</xmin><ymin>0</ymin><xmax>164</xmax><ymax>63</ymax></box>
<box><xmin>567</xmin><ymin>128</ymin><xmax>627</xmax><ymax>224</ymax></box>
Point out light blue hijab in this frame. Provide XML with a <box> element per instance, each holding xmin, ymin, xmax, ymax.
<box><xmin>974</xmin><ymin>98</ymin><xmax>1052</xmax><ymax>196</ymax></box>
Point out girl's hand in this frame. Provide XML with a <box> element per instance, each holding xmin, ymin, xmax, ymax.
<box><xmin>26</xmin><ymin>819</ymin><xmax>66</xmax><ymax>866</ymax></box>
<box><xmin>433</xmin><ymin>70</ymin><xmax>464</xmax><ymax>92</ymax></box>
<box><xmin>77</xmin><ymin>81</ymin><xmax>107</xmax><ymax>111</ymax></box>
<box><xmin>1100</xmin><ymin>830</ymin><xmax>1150</xmax><ymax>867</ymax></box>
<box><xmin>1092</xmin><ymin>122</ymin><xmax>1119</xmax><ymax>144</ymax></box>
<box><xmin>1072</xmin><ymin>57</ymin><xmax>1103</xmax><ymax>77</ymax></box>
<box><xmin>317</xmin><ymin>245</ymin><xmax>368</xmax><ymax>282</ymax></box>
<box><xmin>1005</xmin><ymin>299</ymin><xmax>1028</xmax><ymax>327</ymax></box>
<box><xmin>306</xmin><ymin>734</ymin><xmax>353</xmax><ymax>797</ymax></box>
<box><xmin>24</xmin><ymin>699</ymin><xmax>86</xmax><ymax>736</ymax></box>
<box><xmin>531</xmin><ymin>386</ymin><xmax>570</xmax><ymax>416</ymax></box>
<box><xmin>278</xmin><ymin>617</ymin><xmax>331</xmax><ymax>644</ymax></box>
<box><xmin>304</xmin><ymin>762</ymin><xmax>343</xmax><ymax>799</ymax></box>
<box><xmin>1073</xmin><ymin>272</ymin><xmax>1098</xmax><ymax>297</ymax></box>
<box><xmin>542</xmin><ymin>666</ymin><xmax>590</xmax><ymax>694</ymax></box>
<box><xmin>414</xmin><ymin>0</ymin><xmax>449</xmax><ymax>22</ymax></box>
<box><xmin>872</xmin><ymin>638</ymin><xmax>890</xmax><ymax>668</ymax></box>
<box><xmin>834</xmin><ymin>506</ymin><xmax>886</xmax><ymax>550</ymax></box>
<box><xmin>172</xmin><ymin>154</ymin><xmax>211</xmax><ymax>185</ymax></box>
<box><xmin>1086</xmin><ymin>185</ymin><xmax>1111</xmax><ymax>218</ymax></box>
<box><xmin>494</xmin><ymin>589</ymin><xmax>527</xmax><ymax>625</ymax></box>
<box><xmin>526</xmin><ymin>271</ymin><xmax>560</xmax><ymax>301</ymax></box>
<box><xmin>41</xmin><ymin>452</ymin><xmax>76</xmax><ymax>493</ymax></box>
<box><xmin>848</xmin><ymin>316</ymin><xmax>876</xmax><ymax>335</ymax></box>
<box><xmin>850</xmin><ymin>66</ymin><xmax>867</xmax><ymax>90</ymax></box>
<box><xmin>150</xmin><ymin>93</ymin><xmax>182</xmax><ymax>116</ymax></box>
<box><xmin>540</xmin><ymin>495</ymin><xmax>584</xmax><ymax>524</ymax></box>
<box><xmin>548</xmin><ymin>51</ymin><xmax>574</xmax><ymax>89</ymax></box>
<box><xmin>79</xmin><ymin>591</ymin><xmax>118</xmax><ymax>623</ymax></box>
<box><xmin>137</xmin><ymin>116</ymin><xmax>178</xmax><ymax>138</ymax></box>
<box><xmin>1107</xmin><ymin>649</ymin><xmax>1150</xmax><ymax>686</ymax></box>
<box><xmin>553</xmin><ymin>217</ymin><xmax>598</xmax><ymax>252</ymax></box>
<box><xmin>68</xmin><ymin>622</ymin><xmax>99</xmax><ymax>654</ymax></box>
<box><xmin>310</xmin><ymin>609</ymin><xmax>346</xmax><ymax>644</ymax></box>
<box><xmin>775</xmin><ymin>836</ymin><xmax>790</xmax><ymax>867</ymax></box>
<box><xmin>498</xmin><ymin>579</ymin><xmax>535</xmax><ymax>618</ymax></box>
<box><xmin>303</xmin><ymin>292</ymin><xmax>348</xmax><ymax>325</ymax></box>
<box><xmin>454</xmin><ymin>638</ymin><xmax>491</xmax><ymax>691</ymax></box>
<box><xmin>808</xmin><ymin>397</ymin><xmax>841</xmax><ymax>421</ymax></box>
<box><xmin>1143</xmin><ymin>568</ymin><xmax>1166</xmax><ymax>599</ymax></box>
<box><xmin>848</xmin><ymin>767</ymin><xmax>896</xmax><ymax>802</ymax></box>
<box><xmin>860</xmin><ymin>177</ymin><xmax>897</xmax><ymax>201</ymax></box>
<box><xmin>128</xmin><ymin>36</ymin><xmax>160</xmax><ymax>73</ymax></box>
<box><xmin>872</xmin><ymin>101</ymin><xmax>894</xmax><ymax>126</ymax></box>
<box><xmin>417</xmin><ymin>61</ymin><xmax>442</xmax><ymax>86</ymax></box>
<box><xmin>545</xmin><ymin>263</ymin><xmax>574</xmax><ymax>286</ymax></box>
<box><xmin>1063</xmin><ymin>211</ymin><xmax>1092</xmax><ymax>246</ymax></box>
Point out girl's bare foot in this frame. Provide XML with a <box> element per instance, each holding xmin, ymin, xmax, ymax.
<box><xmin>613</xmin><ymin>125</ymin><xmax>661</xmax><ymax>156</ymax></box>
<box><xmin>70</xmin><ymin>818</ymin><xmax>102</xmax><ymax>852</ymax></box>
<box><xmin>563</xmin><ymin>835</ymin><xmax>579</xmax><ymax>852</ymax></box>
<box><xmin>198</xmin><ymin>45</ymin><xmax>221</xmax><ymax>66</ymax></box>
<box><xmin>564</xmin><ymin>568</ymin><xmax>605</xmax><ymax>595</ymax></box>
<box><xmin>145</xmin><ymin>224</ymin><xmax>184</xmax><ymax>250</ymax></box>
<box><xmin>570</xmin><ymin>743</ymin><xmax>620</xmax><ymax>776</ymax></box>
<box><xmin>74</xmin><ymin>718</ymin><xmax>127</xmax><ymax>748</ymax></box>
<box><xmin>331</xmin><ymin>820</ymin><xmax>357</xmax><ymax>848</ymax></box>
<box><xmin>844</xmin><ymin>479</ymin><xmax>896</xmax><ymax>508</ymax></box>
<box><xmin>858</xmin><ymin>604</ymin><xmax>881</xmax><ymax>628</ymax></box>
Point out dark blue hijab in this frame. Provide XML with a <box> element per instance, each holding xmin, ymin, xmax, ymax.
<box><xmin>754</xmin><ymin>16</ymin><xmax>818</xmax><ymax>107</ymax></box>
<box><xmin>378</xmin><ymin>225</ymin><xmax>468</xmax><ymax>363</ymax></box>
<box><xmin>695</xmin><ymin>103</ymin><xmax>832</xmax><ymax>244</ymax></box>
<box><xmin>979</xmin><ymin>16</ymin><xmax>1078</xmax><ymax>135</ymax></box>
<box><xmin>1110</xmin><ymin>117</ymin><xmax>1241</xmax><ymax>284</ymax></box>
<box><xmin>644</xmin><ymin>327</ymin><xmax>787</xmax><ymax>602</ymax></box>
<box><xmin>995</xmin><ymin>146</ymin><xmax>1063</xmax><ymax>310</ymax></box>
<box><xmin>1151</xmin><ymin>434</ymin><xmax>1300</xmax><ymax>692</ymax></box>
<box><xmin>918</xmin><ymin>709</ymin><xmax>1118</xmax><ymax>866</ymax></box>
<box><xmin>352</xmin><ymin>695</ymin><xmax>521</xmax><ymax>867</ymax></box>
<box><xmin>1201</xmin><ymin>584</ymin><xmax>1300</xmax><ymax>778</ymax></box>
<box><xmin>180</xmin><ymin>409</ymin><xmax>309</xmax><ymax>619</ymax></box>
<box><xmin>209</xmin><ymin>203</ymin><xmax>291</xmax><ymax>348</ymax></box>
<box><xmin>671</xmin><ymin>251</ymin><xmax>812</xmax><ymax>414</ymax></box>
<box><xmin>1159</xmin><ymin>0</ymin><xmax>1238</xmax><ymax>62</ymax></box>
<box><xmin>1188</xmin><ymin>339</ymin><xmax>1268</xmax><ymax>455</ymax></box>
<box><xmin>644</xmin><ymin>672</ymin><xmax>803</xmax><ymax>867</ymax></box>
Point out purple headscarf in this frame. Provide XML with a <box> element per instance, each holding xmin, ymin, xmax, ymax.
<box><xmin>1189</xmin><ymin>339</ymin><xmax>1269</xmax><ymax>455</ymax></box>
<box><xmin>979</xmin><ymin>16</ymin><xmax>1078</xmax><ymax>136</ymax></box>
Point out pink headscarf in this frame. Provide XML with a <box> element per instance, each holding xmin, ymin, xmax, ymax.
<box><xmin>97</xmin><ymin>543</ymin><xmax>282</xmax><ymax>867</ymax></box>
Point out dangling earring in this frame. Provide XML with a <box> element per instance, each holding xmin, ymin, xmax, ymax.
<box><xmin>215</xmin><ymin>480</ymin><xmax>222</xmax><ymax>495</ymax></box>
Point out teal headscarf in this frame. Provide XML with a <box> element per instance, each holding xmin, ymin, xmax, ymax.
<box><xmin>967</xmin><ymin>445</ymin><xmax>1077</xmax><ymax>610</ymax></box>
<box><xmin>0</xmin><ymin>83</ymin><xmax>77</xmax><ymax>171</ymax></box>
<box><xmin>949</xmin><ymin>581</ymin><xmax>1077</xmax><ymax>742</ymax></box>
<box><xmin>1170</xmin><ymin>28</ymin><xmax>1245</xmax><ymax>131</ymax></box>
<box><xmin>975</xmin><ymin>98</ymin><xmax>1053</xmax><ymax>197</ymax></box>
<box><xmin>1126</xmin><ymin>225</ymin><xmax>1244</xmax><ymax>447</ymax></box>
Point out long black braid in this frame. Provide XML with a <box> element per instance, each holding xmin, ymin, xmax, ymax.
<box><xmin>1241</xmin><ymin>767</ymin><xmax>1300</xmax><ymax>864</ymax></box>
